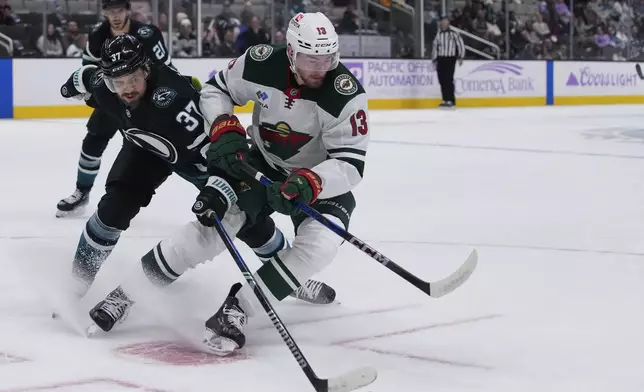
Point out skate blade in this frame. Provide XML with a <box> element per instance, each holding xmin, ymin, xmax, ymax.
<box><xmin>290</xmin><ymin>294</ymin><xmax>336</xmax><ymax>305</ymax></box>
<box><xmin>51</xmin><ymin>308</ymin><xmax>97</xmax><ymax>338</ymax></box>
<box><xmin>56</xmin><ymin>205</ymin><xmax>87</xmax><ymax>218</ymax></box>
<box><xmin>202</xmin><ymin>332</ymin><xmax>239</xmax><ymax>356</ymax></box>
<box><xmin>85</xmin><ymin>323</ymin><xmax>100</xmax><ymax>338</ymax></box>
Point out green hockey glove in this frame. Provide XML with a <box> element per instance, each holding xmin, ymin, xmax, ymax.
<box><xmin>206</xmin><ymin>114</ymin><xmax>249</xmax><ymax>179</ymax></box>
<box><xmin>267</xmin><ymin>168</ymin><xmax>323</xmax><ymax>215</ymax></box>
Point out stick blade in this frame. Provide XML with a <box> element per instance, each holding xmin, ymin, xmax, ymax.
<box><xmin>429</xmin><ymin>249</ymin><xmax>478</xmax><ymax>298</ymax></box>
<box><xmin>327</xmin><ymin>366</ymin><xmax>378</xmax><ymax>392</ymax></box>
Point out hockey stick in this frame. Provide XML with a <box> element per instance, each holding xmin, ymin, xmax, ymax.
<box><xmin>239</xmin><ymin>162</ymin><xmax>478</xmax><ymax>299</ymax></box>
<box><xmin>636</xmin><ymin>64</ymin><xmax>644</xmax><ymax>80</ymax></box>
<box><xmin>210</xmin><ymin>215</ymin><xmax>377</xmax><ymax>392</ymax></box>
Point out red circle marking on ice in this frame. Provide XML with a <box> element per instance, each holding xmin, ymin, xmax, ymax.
<box><xmin>115</xmin><ymin>341</ymin><xmax>250</xmax><ymax>366</ymax></box>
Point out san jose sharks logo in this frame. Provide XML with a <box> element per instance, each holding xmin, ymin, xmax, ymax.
<box><xmin>152</xmin><ymin>87</ymin><xmax>177</xmax><ymax>108</ymax></box>
<box><xmin>122</xmin><ymin>128</ymin><xmax>179</xmax><ymax>163</ymax></box>
<box><xmin>259</xmin><ymin>121</ymin><xmax>313</xmax><ymax>160</ymax></box>
<box><xmin>137</xmin><ymin>26</ymin><xmax>153</xmax><ymax>38</ymax></box>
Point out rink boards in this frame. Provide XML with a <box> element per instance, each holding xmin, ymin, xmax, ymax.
<box><xmin>0</xmin><ymin>58</ymin><xmax>643</xmax><ymax>119</ymax></box>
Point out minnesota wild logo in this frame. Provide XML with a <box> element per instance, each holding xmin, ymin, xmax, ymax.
<box><xmin>249</xmin><ymin>44</ymin><xmax>273</xmax><ymax>61</ymax></box>
<box><xmin>259</xmin><ymin>121</ymin><xmax>313</xmax><ymax>160</ymax></box>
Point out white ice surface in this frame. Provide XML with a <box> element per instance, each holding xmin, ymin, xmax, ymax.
<box><xmin>1</xmin><ymin>105</ymin><xmax>643</xmax><ymax>391</ymax></box>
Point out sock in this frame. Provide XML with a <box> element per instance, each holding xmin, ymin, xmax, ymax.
<box><xmin>76</xmin><ymin>149</ymin><xmax>101</xmax><ymax>191</ymax></box>
<box><xmin>72</xmin><ymin>212</ymin><xmax>121</xmax><ymax>291</ymax></box>
<box><xmin>238</xmin><ymin>217</ymin><xmax>343</xmax><ymax>314</ymax></box>
<box><xmin>140</xmin><ymin>242</ymin><xmax>182</xmax><ymax>286</ymax></box>
<box><xmin>252</xmin><ymin>227</ymin><xmax>291</xmax><ymax>262</ymax></box>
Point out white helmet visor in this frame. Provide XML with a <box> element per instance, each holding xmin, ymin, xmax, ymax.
<box><xmin>294</xmin><ymin>52</ymin><xmax>339</xmax><ymax>73</ymax></box>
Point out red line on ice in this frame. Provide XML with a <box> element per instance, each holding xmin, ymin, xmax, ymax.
<box><xmin>331</xmin><ymin>314</ymin><xmax>502</xmax><ymax>369</ymax></box>
<box><xmin>0</xmin><ymin>378</ymin><xmax>169</xmax><ymax>392</ymax></box>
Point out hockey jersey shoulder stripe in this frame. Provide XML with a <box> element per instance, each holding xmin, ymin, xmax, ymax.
<box><xmin>206</xmin><ymin>72</ymin><xmax>229</xmax><ymax>93</ymax></box>
<box><xmin>328</xmin><ymin>147</ymin><xmax>366</xmax><ymax>156</ymax></box>
<box><xmin>335</xmin><ymin>156</ymin><xmax>365</xmax><ymax>177</ymax></box>
<box><xmin>205</xmin><ymin>71</ymin><xmax>238</xmax><ymax>105</ymax></box>
<box><xmin>214</xmin><ymin>70</ymin><xmax>229</xmax><ymax>92</ymax></box>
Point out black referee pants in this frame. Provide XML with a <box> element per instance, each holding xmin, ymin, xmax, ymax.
<box><xmin>436</xmin><ymin>56</ymin><xmax>457</xmax><ymax>104</ymax></box>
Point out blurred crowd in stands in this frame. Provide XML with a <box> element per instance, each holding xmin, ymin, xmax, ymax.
<box><xmin>1</xmin><ymin>0</ymin><xmax>643</xmax><ymax>60</ymax></box>
<box><xmin>446</xmin><ymin>0</ymin><xmax>644</xmax><ymax>60</ymax></box>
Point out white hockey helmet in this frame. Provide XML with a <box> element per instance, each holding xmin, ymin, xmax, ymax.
<box><xmin>286</xmin><ymin>12</ymin><xmax>340</xmax><ymax>75</ymax></box>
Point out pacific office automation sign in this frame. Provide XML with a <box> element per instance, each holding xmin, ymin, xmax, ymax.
<box><xmin>343</xmin><ymin>60</ymin><xmax>545</xmax><ymax>99</ymax></box>
<box><xmin>555</xmin><ymin>61</ymin><xmax>640</xmax><ymax>96</ymax></box>
<box><xmin>343</xmin><ymin>60</ymin><xmax>438</xmax><ymax>99</ymax></box>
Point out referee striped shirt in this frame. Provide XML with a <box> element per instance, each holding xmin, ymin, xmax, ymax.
<box><xmin>432</xmin><ymin>29</ymin><xmax>465</xmax><ymax>59</ymax></box>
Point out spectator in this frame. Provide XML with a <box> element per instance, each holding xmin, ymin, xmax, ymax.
<box><xmin>0</xmin><ymin>3</ymin><xmax>16</xmax><ymax>26</ymax></box>
<box><xmin>555</xmin><ymin>0</ymin><xmax>572</xmax><ymax>24</ymax></box>
<box><xmin>482</xmin><ymin>0</ymin><xmax>496</xmax><ymax>21</ymax></box>
<box><xmin>533</xmin><ymin>13</ymin><xmax>551</xmax><ymax>37</ymax></box>
<box><xmin>240</xmin><ymin>1</ymin><xmax>255</xmax><ymax>27</ymax></box>
<box><xmin>202</xmin><ymin>22</ymin><xmax>217</xmax><ymax>57</ymax></box>
<box><xmin>275</xmin><ymin>30</ymin><xmax>285</xmax><ymax>45</ymax></box>
<box><xmin>472</xmin><ymin>9</ymin><xmax>489</xmax><ymax>38</ymax></box>
<box><xmin>37</xmin><ymin>24</ymin><xmax>64</xmax><ymax>57</ymax></box>
<box><xmin>462</xmin><ymin>0</ymin><xmax>475</xmax><ymax>21</ymax></box>
<box><xmin>66</xmin><ymin>34</ymin><xmax>86</xmax><ymax>57</ymax></box>
<box><xmin>608</xmin><ymin>24</ymin><xmax>627</xmax><ymax>59</ymax></box>
<box><xmin>595</xmin><ymin>25</ymin><xmax>611</xmax><ymax>48</ymax></box>
<box><xmin>64</xmin><ymin>21</ymin><xmax>80</xmax><ymax>49</ymax></box>
<box><xmin>615</xmin><ymin>23</ymin><xmax>631</xmax><ymax>47</ymax></box>
<box><xmin>486</xmin><ymin>14</ymin><xmax>502</xmax><ymax>40</ymax></box>
<box><xmin>215</xmin><ymin>26</ymin><xmax>239</xmax><ymax>57</ymax></box>
<box><xmin>523</xmin><ymin>21</ymin><xmax>543</xmax><ymax>45</ymax></box>
<box><xmin>613</xmin><ymin>0</ymin><xmax>633</xmax><ymax>22</ymax></box>
<box><xmin>450</xmin><ymin>8</ymin><xmax>467</xmax><ymax>30</ymax></box>
<box><xmin>542</xmin><ymin>37</ymin><xmax>557</xmax><ymax>58</ymax></box>
<box><xmin>173</xmin><ymin>18</ymin><xmax>198</xmax><ymax>57</ymax></box>
<box><xmin>158</xmin><ymin>13</ymin><xmax>169</xmax><ymax>43</ymax></box>
<box><xmin>176</xmin><ymin>12</ymin><xmax>189</xmax><ymax>25</ymax></box>
<box><xmin>237</xmin><ymin>15</ymin><xmax>269</xmax><ymax>53</ymax></box>
<box><xmin>218</xmin><ymin>1</ymin><xmax>238</xmax><ymax>24</ymax></box>
<box><xmin>339</xmin><ymin>3</ymin><xmax>359</xmax><ymax>34</ymax></box>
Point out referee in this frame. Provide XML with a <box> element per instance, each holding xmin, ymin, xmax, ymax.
<box><xmin>432</xmin><ymin>16</ymin><xmax>465</xmax><ymax>108</ymax></box>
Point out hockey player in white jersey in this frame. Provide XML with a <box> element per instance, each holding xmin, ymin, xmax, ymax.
<box><xmin>197</xmin><ymin>11</ymin><xmax>369</xmax><ymax>355</ymax></box>
<box><xmin>87</xmin><ymin>11</ymin><xmax>368</xmax><ymax>353</ymax></box>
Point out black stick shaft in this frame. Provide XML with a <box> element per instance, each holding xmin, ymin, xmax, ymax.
<box><xmin>211</xmin><ymin>215</ymin><xmax>328</xmax><ymax>391</ymax></box>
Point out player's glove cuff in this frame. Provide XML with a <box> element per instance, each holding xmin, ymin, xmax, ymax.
<box><xmin>205</xmin><ymin>175</ymin><xmax>238</xmax><ymax>210</ymax></box>
<box><xmin>267</xmin><ymin>168</ymin><xmax>323</xmax><ymax>215</ymax></box>
<box><xmin>209</xmin><ymin>114</ymin><xmax>246</xmax><ymax>143</ymax></box>
<box><xmin>192</xmin><ymin>176</ymin><xmax>238</xmax><ymax>227</ymax></box>
<box><xmin>281</xmin><ymin>168</ymin><xmax>323</xmax><ymax>204</ymax></box>
<box><xmin>61</xmin><ymin>65</ymin><xmax>97</xmax><ymax>100</ymax></box>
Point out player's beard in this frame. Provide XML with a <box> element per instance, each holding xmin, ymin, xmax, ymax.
<box><xmin>297</xmin><ymin>70</ymin><xmax>326</xmax><ymax>89</ymax></box>
<box><xmin>119</xmin><ymin>89</ymin><xmax>143</xmax><ymax>108</ymax></box>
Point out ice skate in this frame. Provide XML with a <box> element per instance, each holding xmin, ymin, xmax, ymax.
<box><xmin>56</xmin><ymin>188</ymin><xmax>90</xmax><ymax>217</ymax></box>
<box><xmin>203</xmin><ymin>283</ymin><xmax>247</xmax><ymax>356</ymax></box>
<box><xmin>289</xmin><ymin>279</ymin><xmax>336</xmax><ymax>304</ymax></box>
<box><xmin>88</xmin><ymin>287</ymin><xmax>134</xmax><ymax>334</ymax></box>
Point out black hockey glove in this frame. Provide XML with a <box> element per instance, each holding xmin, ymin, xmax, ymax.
<box><xmin>60</xmin><ymin>65</ymin><xmax>96</xmax><ymax>100</ymax></box>
<box><xmin>207</xmin><ymin>114</ymin><xmax>249</xmax><ymax>179</ymax></box>
<box><xmin>192</xmin><ymin>176</ymin><xmax>238</xmax><ymax>227</ymax></box>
